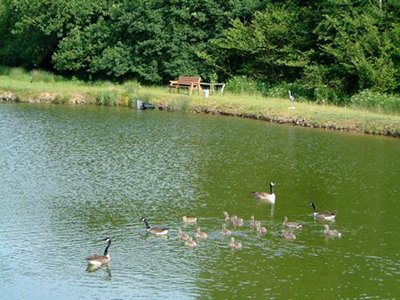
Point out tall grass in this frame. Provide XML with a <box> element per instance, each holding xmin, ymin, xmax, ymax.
<box><xmin>96</xmin><ymin>91</ymin><xmax>117</xmax><ymax>106</ymax></box>
<box><xmin>169</xmin><ymin>96</ymin><xmax>191</xmax><ymax>113</ymax></box>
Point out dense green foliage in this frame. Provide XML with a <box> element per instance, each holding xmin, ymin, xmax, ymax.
<box><xmin>0</xmin><ymin>0</ymin><xmax>399</xmax><ymax>104</ymax></box>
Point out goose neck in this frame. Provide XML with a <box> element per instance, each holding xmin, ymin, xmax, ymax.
<box><xmin>311</xmin><ymin>202</ymin><xmax>317</xmax><ymax>212</ymax></box>
<box><xmin>144</xmin><ymin>219</ymin><xmax>150</xmax><ymax>229</ymax></box>
<box><xmin>103</xmin><ymin>242</ymin><xmax>111</xmax><ymax>256</ymax></box>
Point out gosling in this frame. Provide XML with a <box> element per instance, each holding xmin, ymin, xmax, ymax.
<box><xmin>250</xmin><ymin>215</ymin><xmax>261</xmax><ymax>228</ymax></box>
<box><xmin>324</xmin><ymin>224</ymin><xmax>342</xmax><ymax>237</ymax></box>
<box><xmin>281</xmin><ymin>230</ymin><xmax>296</xmax><ymax>240</ymax></box>
<box><xmin>178</xmin><ymin>228</ymin><xmax>190</xmax><ymax>240</ymax></box>
<box><xmin>256</xmin><ymin>223</ymin><xmax>267</xmax><ymax>234</ymax></box>
<box><xmin>185</xmin><ymin>237</ymin><xmax>197</xmax><ymax>248</ymax></box>
<box><xmin>221</xmin><ymin>224</ymin><xmax>231</xmax><ymax>236</ymax></box>
<box><xmin>195</xmin><ymin>227</ymin><xmax>208</xmax><ymax>239</ymax></box>
<box><xmin>230</xmin><ymin>237</ymin><xmax>242</xmax><ymax>249</ymax></box>
<box><xmin>282</xmin><ymin>217</ymin><xmax>302</xmax><ymax>229</ymax></box>
<box><xmin>182</xmin><ymin>216</ymin><xmax>197</xmax><ymax>224</ymax></box>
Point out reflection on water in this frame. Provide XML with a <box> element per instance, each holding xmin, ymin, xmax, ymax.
<box><xmin>86</xmin><ymin>264</ymin><xmax>112</xmax><ymax>281</ymax></box>
<box><xmin>0</xmin><ymin>104</ymin><xmax>399</xmax><ymax>298</ymax></box>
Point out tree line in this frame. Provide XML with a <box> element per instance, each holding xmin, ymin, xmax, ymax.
<box><xmin>0</xmin><ymin>0</ymin><xmax>399</xmax><ymax>103</ymax></box>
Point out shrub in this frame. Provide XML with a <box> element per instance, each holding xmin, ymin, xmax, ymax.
<box><xmin>0</xmin><ymin>65</ymin><xmax>10</xmax><ymax>76</ymax></box>
<box><xmin>350</xmin><ymin>90</ymin><xmax>400</xmax><ymax>114</ymax></box>
<box><xmin>122</xmin><ymin>80</ymin><xmax>141</xmax><ymax>95</ymax></box>
<box><xmin>9</xmin><ymin>67</ymin><xmax>30</xmax><ymax>80</ymax></box>
<box><xmin>225</xmin><ymin>76</ymin><xmax>263</xmax><ymax>94</ymax></box>
<box><xmin>30</xmin><ymin>69</ymin><xmax>66</xmax><ymax>83</ymax></box>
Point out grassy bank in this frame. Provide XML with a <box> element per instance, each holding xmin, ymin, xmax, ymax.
<box><xmin>1</xmin><ymin>68</ymin><xmax>400</xmax><ymax>138</ymax></box>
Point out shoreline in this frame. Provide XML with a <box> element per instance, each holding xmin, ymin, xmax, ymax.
<box><xmin>1</xmin><ymin>88</ymin><xmax>400</xmax><ymax>138</ymax></box>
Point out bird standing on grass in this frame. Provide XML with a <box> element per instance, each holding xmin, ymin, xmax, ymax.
<box><xmin>288</xmin><ymin>90</ymin><xmax>295</xmax><ymax>109</ymax></box>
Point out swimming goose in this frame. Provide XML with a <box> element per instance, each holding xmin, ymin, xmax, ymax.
<box><xmin>256</xmin><ymin>223</ymin><xmax>267</xmax><ymax>234</ymax></box>
<box><xmin>195</xmin><ymin>227</ymin><xmax>208</xmax><ymax>239</ymax></box>
<box><xmin>310</xmin><ymin>201</ymin><xmax>336</xmax><ymax>220</ymax></box>
<box><xmin>232</xmin><ymin>215</ymin><xmax>244</xmax><ymax>226</ymax></box>
<box><xmin>140</xmin><ymin>217</ymin><xmax>169</xmax><ymax>236</ymax></box>
<box><xmin>182</xmin><ymin>216</ymin><xmax>197</xmax><ymax>224</ymax></box>
<box><xmin>223</xmin><ymin>212</ymin><xmax>236</xmax><ymax>223</ymax></box>
<box><xmin>252</xmin><ymin>182</ymin><xmax>276</xmax><ymax>204</ymax></box>
<box><xmin>281</xmin><ymin>230</ymin><xmax>296</xmax><ymax>240</ymax></box>
<box><xmin>178</xmin><ymin>228</ymin><xmax>190</xmax><ymax>240</ymax></box>
<box><xmin>250</xmin><ymin>215</ymin><xmax>261</xmax><ymax>228</ymax></box>
<box><xmin>282</xmin><ymin>217</ymin><xmax>302</xmax><ymax>229</ymax></box>
<box><xmin>85</xmin><ymin>237</ymin><xmax>112</xmax><ymax>267</ymax></box>
<box><xmin>324</xmin><ymin>225</ymin><xmax>342</xmax><ymax>237</ymax></box>
<box><xmin>185</xmin><ymin>237</ymin><xmax>197</xmax><ymax>248</ymax></box>
<box><xmin>230</xmin><ymin>237</ymin><xmax>242</xmax><ymax>249</ymax></box>
<box><xmin>221</xmin><ymin>224</ymin><xmax>231</xmax><ymax>236</ymax></box>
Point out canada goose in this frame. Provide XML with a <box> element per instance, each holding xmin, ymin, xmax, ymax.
<box><xmin>232</xmin><ymin>215</ymin><xmax>244</xmax><ymax>226</ymax></box>
<box><xmin>140</xmin><ymin>217</ymin><xmax>169</xmax><ymax>236</ymax></box>
<box><xmin>230</xmin><ymin>237</ymin><xmax>242</xmax><ymax>249</ymax></box>
<box><xmin>85</xmin><ymin>237</ymin><xmax>112</xmax><ymax>267</ymax></box>
<box><xmin>281</xmin><ymin>230</ymin><xmax>296</xmax><ymax>240</ymax></box>
<box><xmin>185</xmin><ymin>237</ymin><xmax>197</xmax><ymax>248</ymax></box>
<box><xmin>221</xmin><ymin>223</ymin><xmax>231</xmax><ymax>236</ymax></box>
<box><xmin>223</xmin><ymin>212</ymin><xmax>236</xmax><ymax>223</ymax></box>
<box><xmin>310</xmin><ymin>201</ymin><xmax>336</xmax><ymax>220</ymax></box>
<box><xmin>195</xmin><ymin>227</ymin><xmax>208</xmax><ymax>239</ymax></box>
<box><xmin>252</xmin><ymin>182</ymin><xmax>276</xmax><ymax>204</ymax></box>
<box><xmin>282</xmin><ymin>217</ymin><xmax>302</xmax><ymax>229</ymax></box>
<box><xmin>256</xmin><ymin>223</ymin><xmax>267</xmax><ymax>234</ymax></box>
<box><xmin>324</xmin><ymin>225</ymin><xmax>342</xmax><ymax>237</ymax></box>
<box><xmin>250</xmin><ymin>215</ymin><xmax>261</xmax><ymax>228</ymax></box>
<box><xmin>178</xmin><ymin>228</ymin><xmax>190</xmax><ymax>240</ymax></box>
<box><xmin>182</xmin><ymin>216</ymin><xmax>197</xmax><ymax>223</ymax></box>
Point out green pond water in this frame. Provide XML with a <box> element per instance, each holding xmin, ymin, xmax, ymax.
<box><xmin>0</xmin><ymin>103</ymin><xmax>399</xmax><ymax>299</ymax></box>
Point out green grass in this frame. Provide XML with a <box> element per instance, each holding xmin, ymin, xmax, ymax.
<box><xmin>1</xmin><ymin>67</ymin><xmax>400</xmax><ymax>137</ymax></box>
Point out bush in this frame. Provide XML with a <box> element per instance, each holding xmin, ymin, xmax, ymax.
<box><xmin>30</xmin><ymin>69</ymin><xmax>65</xmax><ymax>83</ymax></box>
<box><xmin>0</xmin><ymin>65</ymin><xmax>11</xmax><ymax>76</ymax></box>
<box><xmin>350</xmin><ymin>90</ymin><xmax>400</xmax><ymax>114</ymax></box>
<box><xmin>225</xmin><ymin>76</ymin><xmax>265</xmax><ymax>95</ymax></box>
<box><xmin>9</xmin><ymin>67</ymin><xmax>30</xmax><ymax>80</ymax></box>
<box><xmin>123</xmin><ymin>80</ymin><xmax>141</xmax><ymax>95</ymax></box>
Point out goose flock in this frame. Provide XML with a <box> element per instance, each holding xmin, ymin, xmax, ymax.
<box><xmin>85</xmin><ymin>181</ymin><xmax>342</xmax><ymax>268</ymax></box>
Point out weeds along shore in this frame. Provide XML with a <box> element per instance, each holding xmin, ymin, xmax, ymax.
<box><xmin>1</xmin><ymin>77</ymin><xmax>400</xmax><ymax>138</ymax></box>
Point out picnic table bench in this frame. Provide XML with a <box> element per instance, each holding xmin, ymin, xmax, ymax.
<box><xmin>169</xmin><ymin>76</ymin><xmax>202</xmax><ymax>96</ymax></box>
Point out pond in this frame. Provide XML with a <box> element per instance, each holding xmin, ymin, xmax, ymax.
<box><xmin>0</xmin><ymin>103</ymin><xmax>399</xmax><ymax>299</ymax></box>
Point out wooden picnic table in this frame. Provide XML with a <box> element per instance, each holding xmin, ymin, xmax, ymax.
<box><xmin>169</xmin><ymin>76</ymin><xmax>202</xmax><ymax>95</ymax></box>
